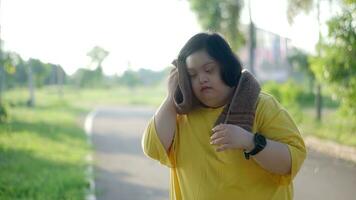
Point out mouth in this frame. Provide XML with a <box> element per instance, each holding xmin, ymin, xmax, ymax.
<box><xmin>200</xmin><ymin>86</ymin><xmax>212</xmax><ymax>92</ymax></box>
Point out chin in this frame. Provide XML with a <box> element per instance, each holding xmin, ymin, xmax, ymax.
<box><xmin>200</xmin><ymin>99</ymin><xmax>223</xmax><ymax>108</ymax></box>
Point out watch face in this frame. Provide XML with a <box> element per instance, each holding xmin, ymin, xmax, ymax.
<box><xmin>255</xmin><ymin>134</ymin><xmax>266</xmax><ymax>146</ymax></box>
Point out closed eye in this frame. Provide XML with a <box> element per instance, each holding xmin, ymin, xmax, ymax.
<box><xmin>205</xmin><ymin>65</ymin><xmax>215</xmax><ymax>73</ymax></box>
<box><xmin>188</xmin><ymin>72</ymin><xmax>196</xmax><ymax>77</ymax></box>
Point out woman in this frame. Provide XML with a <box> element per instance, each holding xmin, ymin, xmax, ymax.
<box><xmin>142</xmin><ymin>32</ymin><xmax>306</xmax><ymax>199</ymax></box>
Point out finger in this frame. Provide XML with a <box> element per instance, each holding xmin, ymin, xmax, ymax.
<box><xmin>169</xmin><ymin>68</ymin><xmax>177</xmax><ymax>76</ymax></box>
<box><xmin>171</xmin><ymin>59</ymin><xmax>178</xmax><ymax>67</ymax></box>
<box><xmin>216</xmin><ymin>144</ymin><xmax>232</xmax><ymax>152</ymax></box>
<box><xmin>210</xmin><ymin>130</ymin><xmax>225</xmax><ymax>141</ymax></box>
<box><xmin>212</xmin><ymin>123</ymin><xmax>225</xmax><ymax>133</ymax></box>
<box><xmin>210</xmin><ymin>136</ymin><xmax>228</xmax><ymax>145</ymax></box>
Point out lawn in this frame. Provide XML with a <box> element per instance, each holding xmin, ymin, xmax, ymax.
<box><xmin>0</xmin><ymin>85</ymin><xmax>165</xmax><ymax>199</ymax></box>
<box><xmin>0</xmin><ymin>100</ymin><xmax>89</xmax><ymax>199</ymax></box>
<box><xmin>300</xmin><ymin>108</ymin><xmax>356</xmax><ymax>147</ymax></box>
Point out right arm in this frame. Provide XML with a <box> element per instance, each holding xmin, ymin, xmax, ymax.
<box><xmin>153</xmin><ymin>68</ymin><xmax>178</xmax><ymax>152</ymax></box>
<box><xmin>154</xmin><ymin>96</ymin><xmax>177</xmax><ymax>152</ymax></box>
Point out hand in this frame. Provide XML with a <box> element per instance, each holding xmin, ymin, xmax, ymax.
<box><xmin>167</xmin><ymin>66</ymin><xmax>178</xmax><ymax>100</ymax></box>
<box><xmin>210</xmin><ymin>124</ymin><xmax>254</xmax><ymax>152</ymax></box>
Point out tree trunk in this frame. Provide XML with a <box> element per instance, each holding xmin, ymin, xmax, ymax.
<box><xmin>57</xmin><ymin>66</ymin><xmax>63</xmax><ymax>98</ymax></box>
<box><xmin>315</xmin><ymin>0</ymin><xmax>322</xmax><ymax>121</ymax></box>
<box><xmin>0</xmin><ymin>66</ymin><xmax>4</xmax><ymax>105</ymax></box>
<box><xmin>0</xmin><ymin>9</ymin><xmax>3</xmax><ymax>105</ymax></box>
<box><xmin>315</xmin><ymin>83</ymin><xmax>322</xmax><ymax>121</ymax></box>
<box><xmin>248</xmin><ymin>22</ymin><xmax>256</xmax><ymax>75</ymax></box>
<box><xmin>28</xmin><ymin>65</ymin><xmax>35</xmax><ymax>107</ymax></box>
<box><xmin>248</xmin><ymin>0</ymin><xmax>256</xmax><ymax>75</ymax></box>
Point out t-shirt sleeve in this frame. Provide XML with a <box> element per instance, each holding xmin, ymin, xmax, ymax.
<box><xmin>141</xmin><ymin>116</ymin><xmax>177</xmax><ymax>168</ymax></box>
<box><xmin>256</xmin><ymin>94</ymin><xmax>307</xmax><ymax>185</ymax></box>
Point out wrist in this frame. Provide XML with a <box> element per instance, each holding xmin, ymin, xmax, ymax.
<box><xmin>243</xmin><ymin>133</ymin><xmax>267</xmax><ymax>160</ymax></box>
<box><xmin>164</xmin><ymin>96</ymin><xmax>176</xmax><ymax>112</ymax></box>
<box><xmin>244</xmin><ymin>132</ymin><xmax>255</xmax><ymax>151</ymax></box>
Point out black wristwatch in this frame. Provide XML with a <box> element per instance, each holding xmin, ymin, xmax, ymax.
<box><xmin>244</xmin><ymin>133</ymin><xmax>266</xmax><ymax>160</ymax></box>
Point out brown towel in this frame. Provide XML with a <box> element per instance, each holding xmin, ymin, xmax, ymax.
<box><xmin>172</xmin><ymin>60</ymin><xmax>261</xmax><ymax>132</ymax></box>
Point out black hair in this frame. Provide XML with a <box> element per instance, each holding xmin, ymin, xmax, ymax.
<box><xmin>177</xmin><ymin>32</ymin><xmax>243</xmax><ymax>87</ymax></box>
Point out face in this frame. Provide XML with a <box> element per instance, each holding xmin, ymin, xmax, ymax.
<box><xmin>186</xmin><ymin>50</ymin><xmax>234</xmax><ymax>108</ymax></box>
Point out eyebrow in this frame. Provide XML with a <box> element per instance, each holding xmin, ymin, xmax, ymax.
<box><xmin>187</xmin><ymin>61</ymin><xmax>215</xmax><ymax>71</ymax></box>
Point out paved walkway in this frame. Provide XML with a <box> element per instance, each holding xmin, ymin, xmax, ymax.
<box><xmin>90</xmin><ymin>107</ymin><xmax>168</xmax><ymax>200</ymax></box>
<box><xmin>89</xmin><ymin>106</ymin><xmax>356</xmax><ymax>200</ymax></box>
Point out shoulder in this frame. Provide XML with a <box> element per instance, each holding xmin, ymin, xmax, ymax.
<box><xmin>254</xmin><ymin>92</ymin><xmax>286</xmax><ymax>128</ymax></box>
<box><xmin>256</xmin><ymin>92</ymin><xmax>283</xmax><ymax>113</ymax></box>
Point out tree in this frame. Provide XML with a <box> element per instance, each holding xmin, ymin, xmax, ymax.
<box><xmin>0</xmin><ymin>42</ymin><xmax>4</xmax><ymax>106</ymax></box>
<box><xmin>87</xmin><ymin>46</ymin><xmax>109</xmax><ymax>69</ymax></box>
<box><xmin>27</xmin><ymin>58</ymin><xmax>51</xmax><ymax>88</ymax></box>
<box><xmin>0</xmin><ymin>0</ymin><xmax>3</xmax><ymax>106</ymax></box>
<box><xmin>286</xmin><ymin>0</ymin><xmax>324</xmax><ymax>121</ymax></box>
<box><xmin>86</xmin><ymin>46</ymin><xmax>109</xmax><ymax>86</ymax></box>
<box><xmin>287</xmin><ymin>0</ymin><xmax>313</xmax><ymax>24</ymax></box>
<box><xmin>23</xmin><ymin>58</ymin><xmax>50</xmax><ymax>107</ymax></box>
<box><xmin>5</xmin><ymin>52</ymin><xmax>27</xmax><ymax>88</ymax></box>
<box><xmin>310</xmin><ymin>2</ymin><xmax>356</xmax><ymax>121</ymax></box>
<box><xmin>189</xmin><ymin>0</ymin><xmax>245</xmax><ymax>51</ymax></box>
<box><xmin>288</xmin><ymin>48</ymin><xmax>314</xmax><ymax>91</ymax></box>
<box><xmin>119</xmin><ymin>69</ymin><xmax>141</xmax><ymax>87</ymax></box>
<box><xmin>188</xmin><ymin>0</ymin><xmax>261</xmax><ymax>74</ymax></box>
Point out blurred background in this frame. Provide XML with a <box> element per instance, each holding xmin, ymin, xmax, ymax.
<box><xmin>0</xmin><ymin>0</ymin><xmax>355</xmax><ymax>199</ymax></box>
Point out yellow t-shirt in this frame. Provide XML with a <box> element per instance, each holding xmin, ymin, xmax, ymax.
<box><xmin>142</xmin><ymin>92</ymin><xmax>306</xmax><ymax>200</ymax></box>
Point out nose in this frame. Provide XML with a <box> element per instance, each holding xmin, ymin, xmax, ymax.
<box><xmin>198</xmin><ymin>74</ymin><xmax>208</xmax><ymax>84</ymax></box>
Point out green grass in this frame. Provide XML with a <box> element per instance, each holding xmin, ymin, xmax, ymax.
<box><xmin>69</xmin><ymin>86</ymin><xmax>166</xmax><ymax>107</ymax></box>
<box><xmin>5</xmin><ymin>85</ymin><xmax>166</xmax><ymax>109</ymax></box>
<box><xmin>0</xmin><ymin>108</ymin><xmax>89</xmax><ymax>199</ymax></box>
<box><xmin>1</xmin><ymin>90</ymin><xmax>91</xmax><ymax>199</ymax></box>
<box><xmin>0</xmin><ymin>85</ymin><xmax>166</xmax><ymax>199</ymax></box>
<box><xmin>299</xmin><ymin>108</ymin><xmax>356</xmax><ymax>147</ymax></box>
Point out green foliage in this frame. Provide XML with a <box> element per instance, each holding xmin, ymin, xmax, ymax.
<box><xmin>116</xmin><ymin>68</ymin><xmax>169</xmax><ymax>87</ymax></box>
<box><xmin>118</xmin><ymin>69</ymin><xmax>142</xmax><ymax>87</ymax></box>
<box><xmin>344</xmin><ymin>0</ymin><xmax>356</xmax><ymax>4</ymax></box>
<box><xmin>27</xmin><ymin>58</ymin><xmax>52</xmax><ymax>88</ymax></box>
<box><xmin>310</xmin><ymin>4</ymin><xmax>356</xmax><ymax>121</ymax></box>
<box><xmin>1</xmin><ymin>45</ymin><xmax>170</xmax><ymax>90</ymax></box>
<box><xmin>263</xmin><ymin>80</ymin><xmax>339</xmax><ymax>108</ymax></box>
<box><xmin>189</xmin><ymin>0</ymin><xmax>245</xmax><ymax>50</ymax></box>
<box><xmin>1</xmin><ymin>52</ymin><xmax>67</xmax><ymax>89</ymax></box>
<box><xmin>68</xmin><ymin>46</ymin><xmax>110</xmax><ymax>88</ymax></box>
<box><xmin>0</xmin><ymin>50</ymin><xmax>65</xmax><ymax>90</ymax></box>
<box><xmin>288</xmin><ymin>48</ymin><xmax>314</xmax><ymax>80</ymax></box>
<box><xmin>286</xmin><ymin>0</ymin><xmax>313</xmax><ymax>24</ymax></box>
<box><xmin>0</xmin><ymin>52</ymin><xmax>27</xmax><ymax>88</ymax></box>
<box><xmin>71</xmin><ymin>67</ymin><xmax>104</xmax><ymax>88</ymax></box>
<box><xmin>0</xmin><ymin>103</ymin><xmax>8</xmax><ymax>123</ymax></box>
<box><xmin>263</xmin><ymin>81</ymin><xmax>304</xmax><ymax>122</ymax></box>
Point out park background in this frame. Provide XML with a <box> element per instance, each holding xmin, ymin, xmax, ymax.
<box><xmin>0</xmin><ymin>0</ymin><xmax>355</xmax><ymax>199</ymax></box>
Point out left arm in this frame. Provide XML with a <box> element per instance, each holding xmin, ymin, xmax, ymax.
<box><xmin>210</xmin><ymin>124</ymin><xmax>291</xmax><ymax>175</ymax></box>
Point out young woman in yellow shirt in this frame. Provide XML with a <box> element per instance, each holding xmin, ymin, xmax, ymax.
<box><xmin>142</xmin><ymin>32</ymin><xmax>306</xmax><ymax>200</ymax></box>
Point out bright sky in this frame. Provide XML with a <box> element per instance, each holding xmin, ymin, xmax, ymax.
<box><xmin>1</xmin><ymin>0</ymin><xmax>330</xmax><ymax>76</ymax></box>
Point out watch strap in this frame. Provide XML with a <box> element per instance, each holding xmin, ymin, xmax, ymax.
<box><xmin>244</xmin><ymin>133</ymin><xmax>266</xmax><ymax>160</ymax></box>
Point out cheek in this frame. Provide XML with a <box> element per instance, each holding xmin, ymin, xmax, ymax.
<box><xmin>190</xmin><ymin>79</ymin><xmax>200</xmax><ymax>96</ymax></box>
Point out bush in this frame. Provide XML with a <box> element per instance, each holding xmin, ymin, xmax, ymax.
<box><xmin>262</xmin><ymin>81</ymin><xmax>305</xmax><ymax>123</ymax></box>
